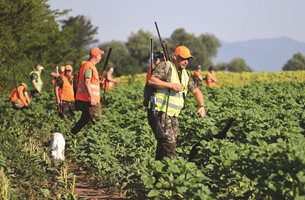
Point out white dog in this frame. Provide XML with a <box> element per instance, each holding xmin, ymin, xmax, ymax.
<box><xmin>50</xmin><ymin>132</ymin><xmax>65</xmax><ymax>160</ymax></box>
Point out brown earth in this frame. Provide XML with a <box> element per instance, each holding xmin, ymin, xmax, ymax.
<box><xmin>68</xmin><ymin>163</ymin><xmax>127</xmax><ymax>200</ymax></box>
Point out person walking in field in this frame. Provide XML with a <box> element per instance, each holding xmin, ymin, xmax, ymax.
<box><xmin>147</xmin><ymin>45</ymin><xmax>206</xmax><ymax>160</ymax></box>
<box><xmin>100</xmin><ymin>67</ymin><xmax>118</xmax><ymax>90</ymax></box>
<box><xmin>205</xmin><ymin>66</ymin><xmax>217</xmax><ymax>87</ymax></box>
<box><xmin>193</xmin><ymin>65</ymin><xmax>203</xmax><ymax>87</ymax></box>
<box><xmin>71</xmin><ymin>47</ymin><xmax>104</xmax><ymax>135</ymax></box>
<box><xmin>54</xmin><ymin>65</ymin><xmax>75</xmax><ymax>118</ymax></box>
<box><xmin>28</xmin><ymin>64</ymin><xmax>44</xmax><ymax>97</ymax></box>
<box><xmin>9</xmin><ymin>83</ymin><xmax>31</xmax><ymax>109</ymax></box>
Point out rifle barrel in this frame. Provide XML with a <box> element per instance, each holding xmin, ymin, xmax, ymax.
<box><xmin>154</xmin><ymin>22</ymin><xmax>170</xmax><ymax>61</ymax></box>
<box><xmin>102</xmin><ymin>47</ymin><xmax>112</xmax><ymax>72</ymax></box>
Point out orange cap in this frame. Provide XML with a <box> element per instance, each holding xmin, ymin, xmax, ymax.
<box><xmin>90</xmin><ymin>47</ymin><xmax>104</xmax><ymax>57</ymax></box>
<box><xmin>65</xmin><ymin>65</ymin><xmax>73</xmax><ymax>71</ymax></box>
<box><xmin>174</xmin><ymin>46</ymin><xmax>192</xmax><ymax>59</ymax></box>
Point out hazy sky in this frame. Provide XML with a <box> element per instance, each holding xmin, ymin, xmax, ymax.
<box><xmin>48</xmin><ymin>0</ymin><xmax>305</xmax><ymax>43</ymax></box>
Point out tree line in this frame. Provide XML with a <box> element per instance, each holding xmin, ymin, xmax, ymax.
<box><xmin>1</xmin><ymin>0</ymin><xmax>304</xmax><ymax>92</ymax></box>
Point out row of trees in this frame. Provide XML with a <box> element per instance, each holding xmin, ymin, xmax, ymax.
<box><xmin>282</xmin><ymin>53</ymin><xmax>305</xmax><ymax>71</ymax></box>
<box><xmin>0</xmin><ymin>0</ymin><xmax>99</xmax><ymax>91</ymax></box>
<box><xmin>99</xmin><ymin>29</ymin><xmax>223</xmax><ymax>76</ymax></box>
<box><xmin>1</xmin><ymin>0</ymin><xmax>304</xmax><ymax>91</ymax></box>
<box><xmin>0</xmin><ymin>0</ymin><xmax>253</xmax><ymax>92</ymax></box>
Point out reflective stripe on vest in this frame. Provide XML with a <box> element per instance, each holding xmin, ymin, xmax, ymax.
<box><xmin>61</xmin><ymin>75</ymin><xmax>75</xmax><ymax>101</ymax></box>
<box><xmin>75</xmin><ymin>61</ymin><xmax>100</xmax><ymax>102</ymax></box>
<box><xmin>154</xmin><ymin>61</ymin><xmax>189</xmax><ymax>117</ymax></box>
<box><xmin>28</xmin><ymin>71</ymin><xmax>42</xmax><ymax>91</ymax></box>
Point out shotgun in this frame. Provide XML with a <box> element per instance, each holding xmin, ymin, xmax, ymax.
<box><xmin>143</xmin><ymin>38</ymin><xmax>155</xmax><ymax>108</ymax></box>
<box><xmin>150</xmin><ymin>38</ymin><xmax>153</xmax><ymax>73</ymax></box>
<box><xmin>13</xmin><ymin>65</ymin><xmax>20</xmax><ymax>100</ymax></box>
<box><xmin>101</xmin><ymin>48</ymin><xmax>112</xmax><ymax>107</ymax></box>
<box><xmin>154</xmin><ymin>22</ymin><xmax>170</xmax><ymax>61</ymax></box>
<box><xmin>154</xmin><ymin>22</ymin><xmax>171</xmax><ymax>128</ymax></box>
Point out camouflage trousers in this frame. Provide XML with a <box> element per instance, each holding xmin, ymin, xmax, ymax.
<box><xmin>147</xmin><ymin>109</ymin><xmax>179</xmax><ymax>160</ymax></box>
<box><xmin>58</xmin><ymin>101</ymin><xmax>75</xmax><ymax>118</ymax></box>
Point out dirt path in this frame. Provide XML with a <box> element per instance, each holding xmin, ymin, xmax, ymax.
<box><xmin>68</xmin><ymin>163</ymin><xmax>126</xmax><ymax>200</ymax></box>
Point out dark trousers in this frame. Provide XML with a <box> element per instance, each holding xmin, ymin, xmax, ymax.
<box><xmin>30</xmin><ymin>90</ymin><xmax>39</xmax><ymax>98</ymax></box>
<box><xmin>71</xmin><ymin>101</ymin><xmax>100</xmax><ymax>134</ymax></box>
<box><xmin>147</xmin><ymin>109</ymin><xmax>178</xmax><ymax>160</ymax></box>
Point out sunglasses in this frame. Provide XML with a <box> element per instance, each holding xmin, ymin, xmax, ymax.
<box><xmin>177</xmin><ymin>56</ymin><xmax>190</xmax><ymax>62</ymax></box>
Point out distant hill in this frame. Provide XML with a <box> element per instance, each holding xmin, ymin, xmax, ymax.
<box><xmin>213</xmin><ymin>37</ymin><xmax>305</xmax><ymax>71</ymax></box>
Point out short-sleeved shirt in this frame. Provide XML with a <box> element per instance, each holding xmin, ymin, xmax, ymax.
<box><xmin>55</xmin><ymin>76</ymin><xmax>73</xmax><ymax>88</ymax></box>
<box><xmin>151</xmin><ymin>61</ymin><xmax>198</xmax><ymax>92</ymax></box>
<box><xmin>30</xmin><ymin>72</ymin><xmax>38</xmax><ymax>82</ymax></box>
<box><xmin>84</xmin><ymin>69</ymin><xmax>93</xmax><ymax>79</ymax></box>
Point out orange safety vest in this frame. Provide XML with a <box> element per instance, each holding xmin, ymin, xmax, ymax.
<box><xmin>146</xmin><ymin>68</ymin><xmax>152</xmax><ymax>81</ymax></box>
<box><xmin>206</xmin><ymin>71</ymin><xmax>217</xmax><ymax>87</ymax></box>
<box><xmin>60</xmin><ymin>75</ymin><xmax>75</xmax><ymax>102</ymax></box>
<box><xmin>101</xmin><ymin>80</ymin><xmax>114</xmax><ymax>90</ymax></box>
<box><xmin>10</xmin><ymin>85</ymin><xmax>28</xmax><ymax>107</ymax></box>
<box><xmin>52</xmin><ymin>78</ymin><xmax>56</xmax><ymax>86</ymax></box>
<box><xmin>75</xmin><ymin>61</ymin><xmax>100</xmax><ymax>102</ymax></box>
<box><xmin>194</xmin><ymin>70</ymin><xmax>202</xmax><ymax>80</ymax></box>
<box><xmin>101</xmin><ymin>72</ymin><xmax>115</xmax><ymax>90</ymax></box>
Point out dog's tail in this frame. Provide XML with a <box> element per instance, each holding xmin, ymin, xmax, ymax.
<box><xmin>188</xmin><ymin>118</ymin><xmax>235</xmax><ymax>161</ymax></box>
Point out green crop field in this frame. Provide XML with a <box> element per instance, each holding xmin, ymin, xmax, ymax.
<box><xmin>1</xmin><ymin>72</ymin><xmax>305</xmax><ymax>199</ymax></box>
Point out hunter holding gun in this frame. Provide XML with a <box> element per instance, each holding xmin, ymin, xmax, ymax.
<box><xmin>147</xmin><ymin>45</ymin><xmax>206</xmax><ymax>160</ymax></box>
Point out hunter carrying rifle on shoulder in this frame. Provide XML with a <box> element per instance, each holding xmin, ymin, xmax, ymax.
<box><xmin>146</xmin><ymin>22</ymin><xmax>206</xmax><ymax>160</ymax></box>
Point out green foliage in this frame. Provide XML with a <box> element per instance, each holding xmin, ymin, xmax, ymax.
<box><xmin>59</xmin><ymin>15</ymin><xmax>99</xmax><ymax>67</ymax></box>
<box><xmin>0</xmin><ymin>1</ymin><xmax>99</xmax><ymax>92</ymax></box>
<box><xmin>0</xmin><ymin>0</ymin><xmax>61</xmax><ymax>91</ymax></box>
<box><xmin>141</xmin><ymin>158</ymin><xmax>213</xmax><ymax>199</ymax></box>
<box><xmin>216</xmin><ymin>57</ymin><xmax>252</xmax><ymax>72</ymax></box>
<box><xmin>3</xmin><ymin>73</ymin><xmax>305</xmax><ymax>199</ymax></box>
<box><xmin>0</xmin><ymin>92</ymin><xmax>77</xmax><ymax>199</ymax></box>
<box><xmin>125</xmin><ymin>29</ymin><xmax>153</xmax><ymax>73</ymax></box>
<box><xmin>167</xmin><ymin>28</ymin><xmax>221</xmax><ymax>69</ymax></box>
<box><xmin>99</xmin><ymin>40</ymin><xmax>140</xmax><ymax>76</ymax></box>
<box><xmin>282</xmin><ymin>52</ymin><xmax>305</xmax><ymax>71</ymax></box>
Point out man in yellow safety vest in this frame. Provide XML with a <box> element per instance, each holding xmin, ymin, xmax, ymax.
<box><xmin>147</xmin><ymin>45</ymin><xmax>206</xmax><ymax>160</ymax></box>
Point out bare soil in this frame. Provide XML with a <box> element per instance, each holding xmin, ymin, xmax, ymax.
<box><xmin>68</xmin><ymin>163</ymin><xmax>127</xmax><ymax>200</ymax></box>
